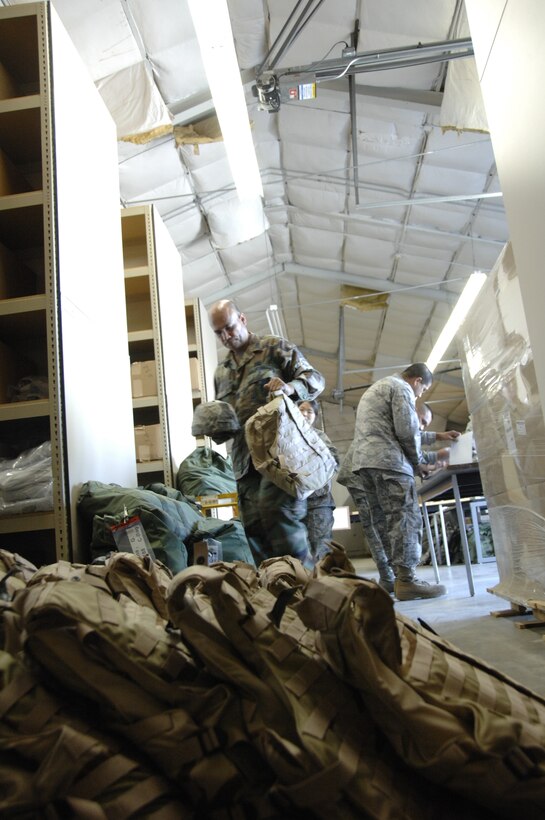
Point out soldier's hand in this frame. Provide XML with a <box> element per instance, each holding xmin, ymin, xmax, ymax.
<box><xmin>265</xmin><ymin>377</ymin><xmax>295</xmax><ymax>396</ymax></box>
<box><xmin>436</xmin><ymin>430</ymin><xmax>461</xmax><ymax>441</ymax></box>
<box><xmin>417</xmin><ymin>463</ymin><xmax>435</xmax><ymax>478</ymax></box>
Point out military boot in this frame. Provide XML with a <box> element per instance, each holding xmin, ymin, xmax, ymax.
<box><xmin>378</xmin><ymin>567</ymin><xmax>395</xmax><ymax>595</ymax></box>
<box><xmin>394</xmin><ymin>577</ymin><xmax>447</xmax><ymax>601</ymax></box>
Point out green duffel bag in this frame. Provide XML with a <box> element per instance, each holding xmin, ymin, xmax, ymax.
<box><xmin>187</xmin><ymin>517</ymin><xmax>255</xmax><ymax>566</ymax></box>
<box><xmin>176</xmin><ymin>447</ymin><xmax>237</xmax><ymax>497</ymax></box>
<box><xmin>78</xmin><ymin>481</ymin><xmax>204</xmax><ymax>572</ymax></box>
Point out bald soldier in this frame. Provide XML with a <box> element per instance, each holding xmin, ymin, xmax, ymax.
<box><xmin>208</xmin><ymin>299</ymin><xmax>325</xmax><ymax>567</ymax></box>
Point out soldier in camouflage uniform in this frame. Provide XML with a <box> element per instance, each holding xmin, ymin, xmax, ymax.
<box><xmin>338</xmin><ymin>402</ymin><xmax>452</xmax><ymax>591</ymax></box>
<box><xmin>338</xmin><ymin>363</ymin><xmax>459</xmax><ymax>601</ymax></box>
<box><xmin>208</xmin><ymin>299</ymin><xmax>325</xmax><ymax>567</ymax></box>
<box><xmin>298</xmin><ymin>400</ymin><xmax>340</xmax><ymax>561</ymax></box>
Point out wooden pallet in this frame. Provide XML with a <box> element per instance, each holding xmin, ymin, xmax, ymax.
<box><xmin>488</xmin><ymin>589</ymin><xmax>545</xmax><ymax>632</ymax></box>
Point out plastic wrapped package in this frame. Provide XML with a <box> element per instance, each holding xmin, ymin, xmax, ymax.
<box><xmin>460</xmin><ymin>243</ymin><xmax>545</xmax><ymax>605</ymax></box>
<box><xmin>0</xmin><ymin>441</ymin><xmax>53</xmax><ymax>515</ymax></box>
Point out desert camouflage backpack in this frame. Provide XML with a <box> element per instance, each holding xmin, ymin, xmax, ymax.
<box><xmin>0</xmin><ymin>549</ymin><xmax>38</xmax><ymax>599</ymax></box>
<box><xmin>167</xmin><ymin>562</ymin><xmax>486</xmax><ymax>820</ymax></box>
<box><xmin>244</xmin><ymin>394</ymin><xmax>337</xmax><ymax>499</ymax></box>
<box><xmin>13</xmin><ymin>576</ymin><xmax>274</xmax><ymax>817</ymax></box>
<box><xmin>0</xmin><ymin>647</ymin><xmax>189</xmax><ymax>818</ymax></box>
<box><xmin>295</xmin><ymin>571</ymin><xmax>545</xmax><ymax>820</ymax></box>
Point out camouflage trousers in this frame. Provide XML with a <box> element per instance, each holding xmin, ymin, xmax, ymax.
<box><xmin>305</xmin><ymin>503</ymin><xmax>335</xmax><ymax>560</ymax></box>
<box><xmin>237</xmin><ymin>468</ymin><xmax>312</xmax><ymax>568</ymax></box>
<box><xmin>350</xmin><ymin>468</ymin><xmax>423</xmax><ymax>581</ymax></box>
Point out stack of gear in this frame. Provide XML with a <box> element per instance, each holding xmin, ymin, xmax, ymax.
<box><xmin>77</xmin><ymin>479</ymin><xmax>254</xmax><ymax>571</ymax></box>
<box><xmin>176</xmin><ymin>447</ymin><xmax>253</xmax><ymax>566</ymax></box>
<box><xmin>1</xmin><ymin>545</ymin><xmax>545</xmax><ymax>817</ymax></box>
<box><xmin>7</xmin><ymin>374</ymin><xmax>49</xmax><ymax>402</ymax></box>
<box><xmin>0</xmin><ymin>441</ymin><xmax>53</xmax><ymax>515</ymax></box>
<box><xmin>191</xmin><ymin>400</ymin><xmax>241</xmax><ymax>444</ymax></box>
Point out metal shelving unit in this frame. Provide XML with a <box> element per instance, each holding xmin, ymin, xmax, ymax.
<box><xmin>121</xmin><ymin>204</ymin><xmax>195</xmax><ymax>486</ymax></box>
<box><xmin>0</xmin><ymin>2</ymin><xmax>137</xmax><ymax>564</ymax></box>
<box><xmin>185</xmin><ymin>297</ymin><xmax>219</xmax><ymax>448</ymax></box>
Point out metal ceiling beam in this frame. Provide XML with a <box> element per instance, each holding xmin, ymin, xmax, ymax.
<box><xmin>170</xmin><ymin>61</ymin><xmax>445</xmax><ymax>126</ymax></box>
<box><xmin>264</xmin><ymin>203</ymin><xmax>506</xmax><ymax>247</ymax></box>
<box><xmin>354</xmin><ymin>191</ymin><xmax>502</xmax><ymax>211</ymax></box>
<box><xmin>201</xmin><ymin>260</ymin><xmax>467</xmax><ymax>309</ymax></box>
<box><xmin>320</xmin><ymin>81</ymin><xmax>444</xmax><ymax>113</ymax></box>
<box><xmin>283</xmin><ymin>263</ymin><xmax>457</xmax><ymax>303</ymax></box>
<box><xmin>206</xmin><ymin>260</ymin><xmax>467</xmax><ymax>306</ymax></box>
<box><xmin>264</xmin><ymin>37</ymin><xmax>473</xmax><ymax>84</ymax></box>
<box><xmin>299</xmin><ymin>345</ymin><xmax>355</xmax><ymax>362</ymax></box>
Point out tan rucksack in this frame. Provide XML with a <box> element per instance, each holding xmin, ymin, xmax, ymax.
<box><xmin>167</xmin><ymin>562</ymin><xmax>484</xmax><ymax>820</ymax></box>
<box><xmin>295</xmin><ymin>571</ymin><xmax>545</xmax><ymax>820</ymax></box>
<box><xmin>0</xmin><ymin>647</ymin><xmax>190</xmax><ymax>819</ymax></box>
<box><xmin>13</xmin><ymin>577</ymin><xmax>273</xmax><ymax>816</ymax></box>
<box><xmin>0</xmin><ymin>549</ymin><xmax>38</xmax><ymax>598</ymax></box>
<box><xmin>244</xmin><ymin>394</ymin><xmax>337</xmax><ymax>499</ymax></box>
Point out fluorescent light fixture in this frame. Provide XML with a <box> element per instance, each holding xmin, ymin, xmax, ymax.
<box><xmin>266</xmin><ymin>304</ymin><xmax>285</xmax><ymax>337</ymax></box>
<box><xmin>188</xmin><ymin>0</ymin><xmax>263</xmax><ymax>202</ymax></box>
<box><xmin>426</xmin><ymin>271</ymin><xmax>487</xmax><ymax>373</ymax></box>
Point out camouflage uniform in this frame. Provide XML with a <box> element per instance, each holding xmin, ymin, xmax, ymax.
<box><xmin>214</xmin><ymin>333</ymin><xmax>324</xmax><ymax>566</ymax></box>
<box><xmin>339</xmin><ymin>374</ymin><xmax>438</xmax><ymax>582</ymax></box>
<box><xmin>305</xmin><ymin>429</ymin><xmax>339</xmax><ymax>560</ymax></box>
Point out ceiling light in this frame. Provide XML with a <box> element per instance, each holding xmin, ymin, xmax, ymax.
<box><xmin>426</xmin><ymin>271</ymin><xmax>487</xmax><ymax>373</ymax></box>
<box><xmin>266</xmin><ymin>304</ymin><xmax>285</xmax><ymax>337</ymax></box>
<box><xmin>187</xmin><ymin>0</ymin><xmax>263</xmax><ymax>202</ymax></box>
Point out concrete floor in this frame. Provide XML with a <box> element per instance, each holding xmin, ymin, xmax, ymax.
<box><xmin>351</xmin><ymin>556</ymin><xmax>545</xmax><ymax>698</ymax></box>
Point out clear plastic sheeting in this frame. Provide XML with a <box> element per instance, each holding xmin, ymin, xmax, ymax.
<box><xmin>460</xmin><ymin>243</ymin><xmax>545</xmax><ymax>605</ymax></box>
<box><xmin>484</xmin><ymin>502</ymin><xmax>545</xmax><ymax>605</ymax></box>
<box><xmin>0</xmin><ymin>441</ymin><xmax>53</xmax><ymax>516</ymax></box>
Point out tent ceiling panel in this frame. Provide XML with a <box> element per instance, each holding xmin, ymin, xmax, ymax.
<box><xmin>40</xmin><ymin>0</ymin><xmax>512</xmax><ymax>426</ymax></box>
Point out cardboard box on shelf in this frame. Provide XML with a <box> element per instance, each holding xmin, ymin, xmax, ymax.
<box><xmin>134</xmin><ymin>424</ymin><xmax>163</xmax><ymax>462</ymax></box>
<box><xmin>189</xmin><ymin>357</ymin><xmax>200</xmax><ymax>391</ymax></box>
<box><xmin>131</xmin><ymin>360</ymin><xmax>157</xmax><ymax>398</ymax></box>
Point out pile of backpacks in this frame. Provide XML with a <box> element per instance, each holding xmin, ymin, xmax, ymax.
<box><xmin>1</xmin><ymin>543</ymin><xmax>545</xmax><ymax>818</ymax></box>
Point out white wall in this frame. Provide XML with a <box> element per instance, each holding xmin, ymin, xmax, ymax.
<box><xmin>465</xmin><ymin>0</ymin><xmax>545</xmax><ymax>424</ymax></box>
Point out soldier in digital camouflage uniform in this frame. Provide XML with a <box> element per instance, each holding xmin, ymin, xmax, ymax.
<box><xmin>338</xmin><ymin>363</ymin><xmax>459</xmax><ymax>601</ymax></box>
<box><xmin>338</xmin><ymin>395</ymin><xmax>453</xmax><ymax>594</ymax></box>
<box><xmin>208</xmin><ymin>299</ymin><xmax>325</xmax><ymax>568</ymax></box>
<box><xmin>298</xmin><ymin>400</ymin><xmax>340</xmax><ymax>561</ymax></box>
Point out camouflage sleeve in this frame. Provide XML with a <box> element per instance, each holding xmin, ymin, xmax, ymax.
<box><xmin>336</xmin><ymin>441</ymin><xmax>357</xmax><ymax>486</ymax></box>
<box><xmin>391</xmin><ymin>382</ymin><xmax>423</xmax><ymax>468</ymax></box>
<box><xmin>420</xmin><ymin>431</ymin><xmax>437</xmax><ymax>446</ymax></box>
<box><xmin>421</xmin><ymin>449</ymin><xmax>438</xmax><ymax>465</ymax></box>
<box><xmin>271</xmin><ymin>339</ymin><xmax>325</xmax><ymax>400</ymax></box>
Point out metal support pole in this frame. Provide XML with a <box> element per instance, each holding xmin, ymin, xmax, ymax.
<box><xmin>422</xmin><ymin>503</ymin><xmax>441</xmax><ymax>583</ymax></box>
<box><xmin>348</xmin><ymin>20</ymin><xmax>360</xmax><ymax>204</ymax></box>
<box><xmin>452</xmin><ymin>474</ymin><xmax>475</xmax><ymax>596</ymax></box>
<box><xmin>438</xmin><ymin>504</ymin><xmax>451</xmax><ymax>566</ymax></box>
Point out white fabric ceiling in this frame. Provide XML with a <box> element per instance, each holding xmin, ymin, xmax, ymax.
<box><xmin>10</xmin><ymin>0</ymin><xmax>509</xmax><ymax>426</ymax></box>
